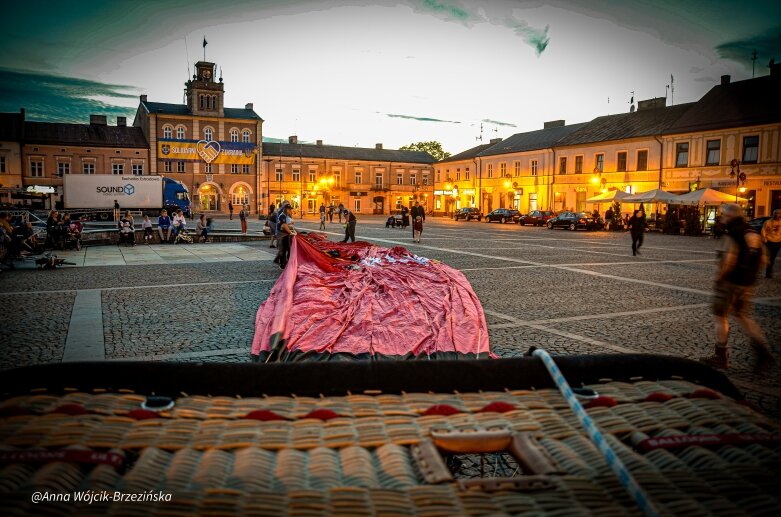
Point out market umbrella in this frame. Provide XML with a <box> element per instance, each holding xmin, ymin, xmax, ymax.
<box><xmin>670</xmin><ymin>188</ymin><xmax>747</xmax><ymax>206</ymax></box>
<box><xmin>624</xmin><ymin>189</ymin><xmax>680</xmax><ymax>203</ymax></box>
<box><xmin>585</xmin><ymin>190</ymin><xmax>632</xmax><ymax>203</ymax></box>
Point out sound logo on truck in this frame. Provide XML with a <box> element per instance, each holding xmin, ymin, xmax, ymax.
<box><xmin>124</xmin><ymin>184</ymin><xmax>135</xmax><ymax>195</ymax></box>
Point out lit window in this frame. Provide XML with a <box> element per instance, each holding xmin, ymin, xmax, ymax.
<box><xmin>675</xmin><ymin>143</ymin><xmax>689</xmax><ymax>167</ymax></box>
<box><xmin>742</xmin><ymin>136</ymin><xmax>758</xmax><ymax>163</ymax></box>
<box><xmin>637</xmin><ymin>150</ymin><xmax>648</xmax><ymax>171</ymax></box>
<box><xmin>617</xmin><ymin>152</ymin><xmax>627</xmax><ymax>172</ymax></box>
<box><xmin>112</xmin><ymin>163</ymin><xmax>124</xmax><ymax>175</ymax></box>
<box><xmin>706</xmin><ymin>140</ymin><xmax>720</xmax><ymax>166</ymax></box>
<box><xmin>595</xmin><ymin>154</ymin><xmax>604</xmax><ymax>172</ymax></box>
<box><xmin>232</xmin><ymin>186</ymin><xmax>249</xmax><ymax>206</ymax></box>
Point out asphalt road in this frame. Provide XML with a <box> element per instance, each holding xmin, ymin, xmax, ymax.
<box><xmin>1</xmin><ymin>215</ymin><xmax>780</xmax><ymax>418</ymax></box>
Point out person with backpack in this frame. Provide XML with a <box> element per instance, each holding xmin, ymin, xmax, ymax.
<box><xmin>701</xmin><ymin>204</ymin><xmax>774</xmax><ymax>369</ymax></box>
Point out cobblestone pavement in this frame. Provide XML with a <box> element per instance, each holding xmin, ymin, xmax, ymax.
<box><xmin>1</xmin><ymin>215</ymin><xmax>780</xmax><ymax>419</ymax></box>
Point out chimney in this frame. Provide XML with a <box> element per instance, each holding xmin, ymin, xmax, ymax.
<box><xmin>140</xmin><ymin>95</ymin><xmax>147</xmax><ymax>103</ymax></box>
<box><xmin>637</xmin><ymin>97</ymin><xmax>666</xmax><ymax>111</ymax></box>
<box><xmin>245</xmin><ymin>103</ymin><xmax>253</xmax><ymax>110</ymax></box>
<box><xmin>489</xmin><ymin>137</ymin><xmax>502</xmax><ymax>144</ymax></box>
<box><xmin>89</xmin><ymin>115</ymin><xmax>108</xmax><ymax>125</ymax></box>
<box><xmin>116</xmin><ymin>117</ymin><xmax>127</xmax><ymax>127</ymax></box>
<box><xmin>721</xmin><ymin>75</ymin><xmax>731</xmax><ymax>86</ymax></box>
<box><xmin>375</xmin><ymin>143</ymin><xmax>383</xmax><ymax>149</ymax></box>
<box><xmin>544</xmin><ymin>120</ymin><xmax>565</xmax><ymax>129</ymax></box>
<box><xmin>316</xmin><ymin>140</ymin><xmax>323</xmax><ymax>146</ymax></box>
<box><xmin>289</xmin><ymin>135</ymin><xmax>297</xmax><ymax>144</ymax></box>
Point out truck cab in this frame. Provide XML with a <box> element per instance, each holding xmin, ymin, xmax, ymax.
<box><xmin>162</xmin><ymin>178</ymin><xmax>191</xmax><ymax>218</ymax></box>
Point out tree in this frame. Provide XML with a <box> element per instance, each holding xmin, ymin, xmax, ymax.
<box><xmin>399</xmin><ymin>141</ymin><xmax>451</xmax><ymax>161</ymax></box>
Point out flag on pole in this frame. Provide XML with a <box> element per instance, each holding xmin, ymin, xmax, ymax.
<box><xmin>670</xmin><ymin>74</ymin><xmax>674</xmax><ymax>84</ymax></box>
<box><xmin>203</xmin><ymin>36</ymin><xmax>208</xmax><ymax>48</ymax></box>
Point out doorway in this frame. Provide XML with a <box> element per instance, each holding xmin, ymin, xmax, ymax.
<box><xmin>199</xmin><ymin>184</ymin><xmax>218</xmax><ymax>211</ymax></box>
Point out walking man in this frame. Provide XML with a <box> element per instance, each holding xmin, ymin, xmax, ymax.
<box><xmin>628</xmin><ymin>209</ymin><xmax>645</xmax><ymax>256</ymax></box>
<box><xmin>411</xmin><ymin>200</ymin><xmax>425</xmax><ymax>240</ymax></box>
<box><xmin>228</xmin><ymin>200</ymin><xmax>234</xmax><ymax>220</ymax></box>
<box><xmin>761</xmin><ymin>209</ymin><xmax>781</xmax><ymax>278</ymax></box>
<box><xmin>342</xmin><ymin>208</ymin><xmax>356</xmax><ymax>243</ymax></box>
<box><xmin>701</xmin><ymin>204</ymin><xmax>774</xmax><ymax>369</ymax></box>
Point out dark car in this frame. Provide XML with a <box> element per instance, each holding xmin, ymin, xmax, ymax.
<box><xmin>454</xmin><ymin>207</ymin><xmax>482</xmax><ymax>221</ymax></box>
<box><xmin>517</xmin><ymin>210</ymin><xmax>554</xmax><ymax>226</ymax></box>
<box><xmin>484</xmin><ymin>208</ymin><xmax>519</xmax><ymax>223</ymax></box>
<box><xmin>747</xmin><ymin>216</ymin><xmax>770</xmax><ymax>233</ymax></box>
<box><xmin>547</xmin><ymin>212</ymin><xmax>604</xmax><ymax>231</ymax></box>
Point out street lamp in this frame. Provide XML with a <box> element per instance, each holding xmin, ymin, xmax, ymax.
<box><xmin>592</xmin><ymin>167</ymin><xmax>607</xmax><ymax>193</ymax></box>
<box><xmin>729</xmin><ymin>159</ymin><xmax>746</xmax><ymax>202</ymax></box>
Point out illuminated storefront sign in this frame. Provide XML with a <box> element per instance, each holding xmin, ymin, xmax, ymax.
<box><xmin>158</xmin><ymin>140</ymin><xmax>256</xmax><ymax>164</ymax></box>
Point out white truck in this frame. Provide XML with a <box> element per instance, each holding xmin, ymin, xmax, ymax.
<box><xmin>63</xmin><ymin>175</ymin><xmax>190</xmax><ymax>219</ymax></box>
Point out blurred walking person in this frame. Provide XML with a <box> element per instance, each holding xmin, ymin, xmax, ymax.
<box><xmin>761</xmin><ymin>209</ymin><xmax>781</xmax><ymax>278</ymax></box>
<box><xmin>701</xmin><ymin>204</ymin><xmax>774</xmax><ymax>369</ymax></box>
<box><xmin>342</xmin><ymin>208</ymin><xmax>356</xmax><ymax>243</ymax></box>
<box><xmin>628</xmin><ymin>209</ymin><xmax>646</xmax><ymax>256</ymax></box>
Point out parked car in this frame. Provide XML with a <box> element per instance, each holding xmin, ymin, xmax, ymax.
<box><xmin>454</xmin><ymin>207</ymin><xmax>482</xmax><ymax>221</ymax></box>
<box><xmin>484</xmin><ymin>208</ymin><xmax>519</xmax><ymax>223</ymax></box>
<box><xmin>747</xmin><ymin>216</ymin><xmax>771</xmax><ymax>233</ymax></box>
<box><xmin>517</xmin><ymin>210</ymin><xmax>554</xmax><ymax>226</ymax></box>
<box><xmin>547</xmin><ymin>212</ymin><xmax>604</xmax><ymax>231</ymax></box>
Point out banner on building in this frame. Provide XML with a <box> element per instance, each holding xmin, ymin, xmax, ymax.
<box><xmin>158</xmin><ymin>140</ymin><xmax>257</xmax><ymax>164</ymax></box>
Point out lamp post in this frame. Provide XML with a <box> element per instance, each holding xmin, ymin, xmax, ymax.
<box><xmin>729</xmin><ymin>159</ymin><xmax>746</xmax><ymax>202</ymax></box>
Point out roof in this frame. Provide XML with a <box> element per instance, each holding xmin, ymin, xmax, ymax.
<box><xmin>663</xmin><ymin>72</ymin><xmax>781</xmax><ymax>134</ymax></box>
<box><xmin>439</xmin><ymin>142</ymin><xmax>496</xmax><ymax>163</ymax></box>
<box><xmin>0</xmin><ymin>112</ymin><xmax>24</xmax><ymax>141</ymax></box>
<box><xmin>262</xmin><ymin>142</ymin><xmax>436</xmax><ymax>164</ymax></box>
<box><xmin>557</xmin><ymin>104</ymin><xmax>694</xmax><ymax>147</ymax></box>
<box><xmin>141</xmin><ymin>101</ymin><xmax>263</xmax><ymax>121</ymax></box>
<box><xmin>24</xmin><ymin>121</ymin><xmax>148</xmax><ymax>148</ymax></box>
<box><xmin>478</xmin><ymin>123</ymin><xmax>588</xmax><ymax>157</ymax></box>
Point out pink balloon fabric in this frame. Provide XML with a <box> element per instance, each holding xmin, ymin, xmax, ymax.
<box><xmin>251</xmin><ymin>233</ymin><xmax>493</xmax><ymax>361</ymax></box>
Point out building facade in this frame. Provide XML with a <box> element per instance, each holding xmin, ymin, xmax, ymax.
<box><xmin>0</xmin><ymin>111</ymin><xmax>24</xmax><ymax>207</ymax></box>
<box><xmin>133</xmin><ymin>61</ymin><xmax>263</xmax><ymax>214</ymax></box>
<box><xmin>263</xmin><ymin>138</ymin><xmax>435</xmax><ymax>216</ymax></box>
<box><xmin>433</xmin><ymin>141</ymin><xmax>497</xmax><ymax>217</ymax></box>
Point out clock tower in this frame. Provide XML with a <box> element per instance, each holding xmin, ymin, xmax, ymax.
<box><xmin>186</xmin><ymin>61</ymin><xmax>224</xmax><ymax>117</ymax></box>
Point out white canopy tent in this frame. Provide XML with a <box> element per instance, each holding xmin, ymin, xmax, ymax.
<box><xmin>670</xmin><ymin>188</ymin><xmax>747</xmax><ymax>206</ymax></box>
<box><xmin>585</xmin><ymin>190</ymin><xmax>632</xmax><ymax>203</ymax></box>
<box><xmin>623</xmin><ymin>189</ymin><xmax>680</xmax><ymax>203</ymax></box>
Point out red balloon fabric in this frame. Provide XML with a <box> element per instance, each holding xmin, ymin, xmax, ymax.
<box><xmin>251</xmin><ymin>233</ymin><xmax>493</xmax><ymax>361</ymax></box>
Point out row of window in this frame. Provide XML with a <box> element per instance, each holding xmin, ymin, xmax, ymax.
<box><xmin>162</xmin><ymin>125</ymin><xmax>252</xmax><ymax>143</ymax></box>
<box><xmin>161</xmin><ymin>162</ymin><xmax>252</xmax><ymax>174</ymax></box>
<box><xmin>27</xmin><ymin>160</ymin><xmax>144</xmax><ymax>177</ymax></box>
<box><xmin>272</xmin><ymin>169</ymin><xmax>430</xmax><ymax>187</ymax></box>
<box><xmin>675</xmin><ymin>136</ymin><xmax>758</xmax><ymax>167</ymax></box>
<box><xmin>199</xmin><ymin>95</ymin><xmax>219</xmax><ymax>111</ymax></box>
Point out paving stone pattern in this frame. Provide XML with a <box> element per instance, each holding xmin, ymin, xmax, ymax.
<box><xmin>1</xmin><ymin>216</ymin><xmax>780</xmax><ymax>420</ymax></box>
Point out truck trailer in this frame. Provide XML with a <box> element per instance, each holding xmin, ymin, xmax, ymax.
<box><xmin>63</xmin><ymin>175</ymin><xmax>190</xmax><ymax>219</ymax></box>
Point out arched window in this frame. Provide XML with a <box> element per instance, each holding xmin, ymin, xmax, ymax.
<box><xmin>163</xmin><ymin>126</ymin><xmax>172</xmax><ymax>139</ymax></box>
<box><xmin>199</xmin><ymin>95</ymin><xmax>205</xmax><ymax>109</ymax></box>
<box><xmin>204</xmin><ymin>127</ymin><xmax>213</xmax><ymax>141</ymax></box>
<box><xmin>242</xmin><ymin>130</ymin><xmax>251</xmax><ymax>143</ymax></box>
<box><xmin>212</xmin><ymin>96</ymin><xmax>217</xmax><ymax>109</ymax></box>
<box><xmin>176</xmin><ymin>127</ymin><xmax>185</xmax><ymax>140</ymax></box>
<box><xmin>232</xmin><ymin>185</ymin><xmax>250</xmax><ymax>206</ymax></box>
<box><xmin>230</xmin><ymin>129</ymin><xmax>239</xmax><ymax>142</ymax></box>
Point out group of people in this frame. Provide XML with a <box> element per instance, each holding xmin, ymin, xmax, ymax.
<box><xmin>384</xmin><ymin>202</ymin><xmax>426</xmax><ymax>242</ymax></box>
<box><xmin>266</xmin><ymin>202</ymin><xmax>297</xmax><ymax>269</ymax></box>
<box><xmin>45</xmin><ymin>210</ymin><xmax>82</xmax><ymax>250</ymax></box>
<box><xmin>1</xmin><ymin>212</ymin><xmax>40</xmax><ymax>266</ymax></box>
<box><xmin>118</xmin><ymin>208</ymin><xmax>204</xmax><ymax>246</ymax></box>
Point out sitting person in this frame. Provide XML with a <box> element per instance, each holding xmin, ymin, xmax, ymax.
<box><xmin>141</xmin><ymin>215</ymin><xmax>153</xmax><ymax>243</ymax></box>
<box><xmin>196</xmin><ymin>214</ymin><xmax>209</xmax><ymax>243</ymax></box>
<box><xmin>157</xmin><ymin>210</ymin><xmax>173</xmax><ymax>243</ymax></box>
<box><xmin>385</xmin><ymin>215</ymin><xmax>397</xmax><ymax>228</ymax></box>
<box><xmin>45</xmin><ymin>210</ymin><xmax>66</xmax><ymax>250</ymax></box>
<box><xmin>118</xmin><ymin>210</ymin><xmax>135</xmax><ymax>246</ymax></box>
<box><xmin>172</xmin><ymin>209</ymin><xmax>186</xmax><ymax>237</ymax></box>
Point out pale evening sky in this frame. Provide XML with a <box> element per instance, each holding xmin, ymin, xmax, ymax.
<box><xmin>1</xmin><ymin>0</ymin><xmax>779</xmax><ymax>154</ymax></box>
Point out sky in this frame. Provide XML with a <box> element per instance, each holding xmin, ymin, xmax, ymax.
<box><xmin>1</xmin><ymin>0</ymin><xmax>779</xmax><ymax>154</ymax></box>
